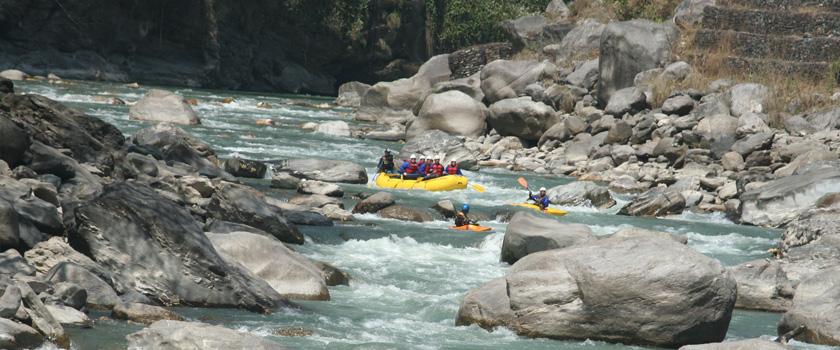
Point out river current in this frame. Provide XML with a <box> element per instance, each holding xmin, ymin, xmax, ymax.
<box><xmin>14</xmin><ymin>80</ymin><xmax>832</xmax><ymax>350</ymax></box>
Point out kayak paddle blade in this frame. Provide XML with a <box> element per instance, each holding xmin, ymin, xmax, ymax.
<box><xmin>471</xmin><ymin>183</ymin><xmax>486</xmax><ymax>193</ymax></box>
<box><xmin>517</xmin><ymin>177</ymin><xmax>529</xmax><ymax>189</ymax></box>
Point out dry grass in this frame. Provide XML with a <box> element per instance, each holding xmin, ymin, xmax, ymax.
<box><xmin>675</xmin><ymin>28</ymin><xmax>839</xmax><ymax>127</ymax></box>
<box><xmin>569</xmin><ymin>0</ymin><xmax>681</xmax><ymax>22</ymax></box>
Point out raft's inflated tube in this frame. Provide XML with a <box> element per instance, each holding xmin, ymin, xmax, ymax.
<box><xmin>373</xmin><ymin>173</ymin><xmax>469</xmax><ymax>191</ymax></box>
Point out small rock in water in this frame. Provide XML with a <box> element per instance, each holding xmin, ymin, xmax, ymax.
<box><xmin>256</xmin><ymin>118</ymin><xmax>274</xmax><ymax>126</ymax></box>
<box><xmin>256</xmin><ymin>101</ymin><xmax>272</xmax><ymax>109</ymax></box>
<box><xmin>221</xmin><ymin>97</ymin><xmax>234</xmax><ymax>104</ymax></box>
<box><xmin>183</xmin><ymin>98</ymin><xmax>199</xmax><ymax>106</ymax></box>
<box><xmin>126</xmin><ymin>82</ymin><xmax>140</xmax><ymax>88</ymax></box>
<box><xmin>273</xmin><ymin>326</ymin><xmax>314</xmax><ymax>337</ymax></box>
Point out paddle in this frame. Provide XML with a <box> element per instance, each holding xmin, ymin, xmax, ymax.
<box><xmin>517</xmin><ymin>177</ymin><xmax>531</xmax><ymax>192</ymax></box>
<box><xmin>471</xmin><ymin>183</ymin><xmax>486</xmax><ymax>192</ymax></box>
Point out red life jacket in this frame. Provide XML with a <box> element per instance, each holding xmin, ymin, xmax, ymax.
<box><xmin>405</xmin><ymin>160</ymin><xmax>418</xmax><ymax>174</ymax></box>
<box><xmin>447</xmin><ymin>164</ymin><xmax>459</xmax><ymax>175</ymax></box>
<box><xmin>431</xmin><ymin>163</ymin><xmax>444</xmax><ymax>175</ymax></box>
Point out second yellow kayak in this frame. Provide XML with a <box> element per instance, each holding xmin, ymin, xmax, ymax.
<box><xmin>373</xmin><ymin>173</ymin><xmax>468</xmax><ymax>191</ymax></box>
<box><xmin>509</xmin><ymin>203</ymin><xmax>568</xmax><ymax>216</ymax></box>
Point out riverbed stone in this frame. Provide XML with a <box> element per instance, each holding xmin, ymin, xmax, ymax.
<box><xmin>274</xmin><ymin>159</ymin><xmax>368</xmax><ymax>184</ymax></box>
<box><xmin>488</xmin><ymin>97</ymin><xmax>555</xmax><ymax>141</ymax></box>
<box><xmin>352</xmin><ymin>192</ymin><xmax>395</xmax><ymax>214</ymax></box>
<box><xmin>730</xmin><ymin>83</ymin><xmax>769</xmax><ymax>118</ymax></box>
<box><xmin>335</xmin><ymin>81</ymin><xmax>370</xmax><ymax>107</ymax></box>
<box><xmin>45</xmin><ymin>262</ymin><xmax>120</xmax><ymax>309</ymax></box>
<box><xmin>208</xmin><ymin>232</ymin><xmax>329</xmax><ymax>301</ymax></box>
<box><xmin>740</xmin><ymin>165</ymin><xmax>840</xmax><ymax>227</ymax></box>
<box><xmin>224</xmin><ymin>157</ymin><xmax>267</xmax><ymax>179</ymax></box>
<box><xmin>111</xmin><ymin>302</ymin><xmax>184</xmax><ymax>325</ymax></box>
<box><xmin>547</xmin><ymin>181</ymin><xmax>615</xmax><ymax>209</ymax></box>
<box><xmin>126</xmin><ymin>320</ymin><xmax>288</xmax><ymax>350</ymax></box>
<box><xmin>129</xmin><ymin>89</ymin><xmax>200</xmax><ymax>125</ymax></box>
<box><xmin>0</xmin><ymin>318</ymin><xmax>43</xmax><ymax>349</ymax></box>
<box><xmin>605</xmin><ymin>87</ymin><xmax>648</xmax><ymax>116</ymax></box>
<box><xmin>501</xmin><ymin>212</ymin><xmax>594</xmax><ymax>264</ymax></box>
<box><xmin>619</xmin><ymin>186</ymin><xmax>686</xmax><ymax>217</ymax></box>
<box><xmin>297</xmin><ymin>180</ymin><xmax>343</xmax><ymax>197</ymax></box>
<box><xmin>406</xmin><ymin>90</ymin><xmax>488</xmax><ymax>140</ymax></box>
<box><xmin>207</xmin><ymin>182</ymin><xmax>303</xmax><ymax>244</ymax></box>
<box><xmin>679</xmin><ymin>339</ymin><xmax>788</xmax><ymax>350</ymax></box>
<box><xmin>379</xmin><ymin>205</ymin><xmax>434</xmax><ymax>222</ymax></box>
<box><xmin>778</xmin><ymin>267</ymin><xmax>840</xmax><ymax>346</ymax></box>
<box><xmin>455</xmin><ymin>277</ymin><xmax>514</xmax><ymax>330</ymax></box>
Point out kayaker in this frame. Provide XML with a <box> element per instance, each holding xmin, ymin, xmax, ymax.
<box><xmin>528</xmin><ymin>187</ymin><xmax>550</xmax><ymax>211</ymax></box>
<box><xmin>377</xmin><ymin>149</ymin><xmax>395</xmax><ymax>173</ymax></box>
<box><xmin>454</xmin><ymin>204</ymin><xmax>477</xmax><ymax>227</ymax></box>
<box><xmin>445</xmin><ymin>160</ymin><xmax>462</xmax><ymax>175</ymax></box>
<box><xmin>399</xmin><ymin>154</ymin><xmax>421</xmax><ymax>179</ymax></box>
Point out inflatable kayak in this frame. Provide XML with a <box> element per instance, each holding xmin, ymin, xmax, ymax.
<box><xmin>373</xmin><ymin>173</ymin><xmax>468</xmax><ymax>191</ymax></box>
<box><xmin>509</xmin><ymin>203</ymin><xmax>568</xmax><ymax>216</ymax></box>
<box><xmin>450</xmin><ymin>225</ymin><xmax>493</xmax><ymax>232</ymax></box>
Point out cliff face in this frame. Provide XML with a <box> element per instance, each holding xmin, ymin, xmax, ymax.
<box><xmin>0</xmin><ymin>0</ymin><xmax>429</xmax><ymax>95</ymax></box>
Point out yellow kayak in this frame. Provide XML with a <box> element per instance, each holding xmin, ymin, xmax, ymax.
<box><xmin>509</xmin><ymin>203</ymin><xmax>568</xmax><ymax>216</ymax></box>
<box><xmin>450</xmin><ymin>225</ymin><xmax>493</xmax><ymax>232</ymax></box>
<box><xmin>373</xmin><ymin>173</ymin><xmax>468</xmax><ymax>191</ymax></box>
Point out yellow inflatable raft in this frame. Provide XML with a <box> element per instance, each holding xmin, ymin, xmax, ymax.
<box><xmin>373</xmin><ymin>173</ymin><xmax>468</xmax><ymax>191</ymax></box>
<box><xmin>509</xmin><ymin>203</ymin><xmax>568</xmax><ymax>216</ymax></box>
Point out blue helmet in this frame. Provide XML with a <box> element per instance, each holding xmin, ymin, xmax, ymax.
<box><xmin>462</xmin><ymin>204</ymin><xmax>470</xmax><ymax>213</ymax></box>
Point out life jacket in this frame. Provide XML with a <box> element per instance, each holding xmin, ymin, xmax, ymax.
<box><xmin>381</xmin><ymin>155</ymin><xmax>394</xmax><ymax>170</ymax></box>
<box><xmin>417</xmin><ymin>161</ymin><xmax>427</xmax><ymax>173</ymax></box>
<box><xmin>405</xmin><ymin>160</ymin><xmax>418</xmax><ymax>174</ymax></box>
<box><xmin>431</xmin><ymin>163</ymin><xmax>444</xmax><ymax>175</ymax></box>
<box><xmin>447</xmin><ymin>164</ymin><xmax>459</xmax><ymax>175</ymax></box>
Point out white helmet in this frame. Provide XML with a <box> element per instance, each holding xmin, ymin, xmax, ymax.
<box><xmin>449</xmin><ymin>159</ymin><xmax>457</xmax><ymax>164</ymax></box>
<box><xmin>410</xmin><ymin>154</ymin><xmax>417</xmax><ymax>159</ymax></box>
<box><xmin>539</xmin><ymin>187</ymin><xmax>547</xmax><ymax>191</ymax></box>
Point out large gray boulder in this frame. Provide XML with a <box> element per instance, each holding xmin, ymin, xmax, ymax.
<box><xmin>45</xmin><ymin>262</ymin><xmax>120</xmax><ymax>309</ymax></box>
<box><xmin>553</xmin><ymin>19</ymin><xmax>605</xmax><ymax>62</ymax></box>
<box><xmin>406</xmin><ymin>90</ymin><xmax>488</xmax><ymax>140</ymax></box>
<box><xmin>460</xmin><ymin>236</ymin><xmax>736</xmax><ymax>347</ymax></box>
<box><xmin>729</xmin><ymin>83</ymin><xmax>769</xmax><ymax>118</ymax></box>
<box><xmin>694</xmin><ymin>114</ymin><xmax>739</xmax><ymax>159</ymax></box>
<box><xmin>778</xmin><ymin>267</ymin><xmax>840</xmax><ymax>346</ymax></box>
<box><xmin>69</xmin><ymin>182</ymin><xmax>282</xmax><ymax>312</ymax></box>
<box><xmin>0</xmin><ymin>249</ymin><xmax>35</xmax><ymax>276</ymax></box>
<box><xmin>0</xmin><ymin>69</ymin><xmax>27</xmax><ymax>81</ymax></box>
<box><xmin>126</xmin><ymin>320</ymin><xmax>287</xmax><ymax>350</ymax></box>
<box><xmin>0</xmin><ymin>198</ymin><xmax>20</xmax><ymax>250</ymax></box>
<box><xmin>679</xmin><ymin>339</ymin><xmax>788</xmax><ymax>350</ymax></box>
<box><xmin>111</xmin><ymin>302</ymin><xmax>184</xmax><ymax>325</ymax></box>
<box><xmin>547</xmin><ymin>181</ymin><xmax>615</xmax><ymax>209</ymax></box>
<box><xmin>0</xmin><ymin>116</ymin><xmax>31</xmax><ymax>168</ymax></box>
<box><xmin>564</xmin><ymin>59</ymin><xmax>600</xmax><ymax>90</ymax></box>
<box><xmin>379</xmin><ymin>205</ymin><xmax>434</xmax><ymax>222</ymax></box>
<box><xmin>488</xmin><ymin>97</ymin><xmax>555</xmax><ymax>141</ymax></box>
<box><xmin>740</xmin><ymin>166</ymin><xmax>840</xmax><ymax>227</ymax></box>
<box><xmin>597</xmin><ymin>20</ymin><xmax>679</xmax><ymax>106</ymax></box>
<box><xmin>207</xmin><ymin>232</ymin><xmax>330</xmax><ymax>301</ymax></box>
<box><xmin>0</xmin><ymin>317</ymin><xmax>43</xmax><ymax>349</ymax></box>
<box><xmin>274</xmin><ymin>159</ymin><xmax>368</xmax><ymax>184</ymax></box>
<box><xmin>455</xmin><ymin>277</ymin><xmax>514</xmax><ymax>330</ymax></box>
<box><xmin>206</xmin><ymin>182</ymin><xmax>303</xmax><ymax>244</ymax></box>
<box><xmin>129</xmin><ymin>89</ymin><xmax>200</xmax><ymax>125</ymax></box>
<box><xmin>619</xmin><ymin>186</ymin><xmax>686</xmax><ymax>217</ymax></box>
<box><xmin>335</xmin><ymin>81</ymin><xmax>370</xmax><ymax>107</ymax></box>
<box><xmin>501</xmin><ymin>212</ymin><xmax>594</xmax><ymax>264</ymax></box>
<box><xmin>605</xmin><ymin>87</ymin><xmax>648</xmax><ymax>116</ymax></box>
<box><xmin>728</xmin><ymin>259</ymin><xmax>794</xmax><ymax>312</ymax></box>
<box><xmin>356</xmin><ymin>54</ymin><xmax>451</xmax><ymax>124</ymax></box>
<box><xmin>352</xmin><ymin>192</ymin><xmax>395</xmax><ymax>214</ymax></box>
<box><xmin>481</xmin><ymin>60</ymin><xmax>556</xmax><ymax>104</ymax></box>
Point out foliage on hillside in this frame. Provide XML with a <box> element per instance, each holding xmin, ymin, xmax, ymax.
<box><xmin>570</xmin><ymin>0</ymin><xmax>681</xmax><ymax>22</ymax></box>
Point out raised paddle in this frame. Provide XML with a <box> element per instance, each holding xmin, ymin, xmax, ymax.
<box><xmin>471</xmin><ymin>183</ymin><xmax>486</xmax><ymax>192</ymax></box>
<box><xmin>517</xmin><ymin>177</ymin><xmax>530</xmax><ymax>191</ymax></box>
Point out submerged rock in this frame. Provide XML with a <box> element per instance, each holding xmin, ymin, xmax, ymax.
<box><xmin>129</xmin><ymin>89</ymin><xmax>200</xmax><ymax>125</ymax></box>
<box><xmin>126</xmin><ymin>320</ymin><xmax>287</xmax><ymax>350</ymax></box>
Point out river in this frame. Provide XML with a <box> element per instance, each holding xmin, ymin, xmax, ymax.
<box><xmin>13</xmin><ymin>80</ymin><xmax>832</xmax><ymax>350</ymax></box>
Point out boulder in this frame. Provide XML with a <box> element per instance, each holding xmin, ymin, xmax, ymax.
<box><xmin>721</xmin><ymin>152</ymin><xmax>745</xmax><ymax>171</ymax></box>
<box><xmin>126</xmin><ymin>320</ymin><xmax>287</xmax><ymax>350</ymax></box>
<box><xmin>781</xmin><ymin>208</ymin><xmax>840</xmax><ymax>250</ymax></box>
<box><xmin>44</xmin><ymin>304</ymin><xmax>91</xmax><ymax>327</ymax></box>
<box><xmin>0</xmin><ymin>318</ymin><xmax>43</xmax><ymax>350</ymax></box>
<box><xmin>605</xmin><ymin>120</ymin><xmax>633</xmax><ymax>145</ymax></box>
<box><xmin>51</xmin><ymin>282</ymin><xmax>87</xmax><ymax>310</ymax></box>
<box><xmin>679</xmin><ymin>339</ymin><xmax>788</xmax><ymax>350</ymax></box>
<box><xmin>552</xmin><ymin>19</ymin><xmax>606</xmax><ymax>62</ymax></box>
<box><xmin>270</xmin><ymin>173</ymin><xmax>301</xmax><ymax>189</ymax></box>
<box><xmin>502</xmin><ymin>15</ymin><xmax>573</xmax><ymax>51</ymax></box>
<box><xmin>609</xmin><ymin>175</ymin><xmax>651</xmax><ymax>194</ymax></box>
<box><xmin>597</xmin><ymin>20</ymin><xmax>679</xmax><ymax>106</ymax></box>
<box><xmin>564</xmin><ymin>59</ymin><xmax>600</xmax><ymax>91</ymax></box>
<box><xmin>674</xmin><ymin>0</ymin><xmax>718</xmax><ymax>28</ymax></box>
<box><xmin>129</xmin><ymin>89</ymin><xmax>200</xmax><ymax>125</ymax></box>
<box><xmin>111</xmin><ymin>302</ymin><xmax>184</xmax><ymax>325</ymax></box>
<box><xmin>356</xmin><ymin>54</ymin><xmax>451</xmax><ymax>124</ymax></box>
<box><xmin>464</xmin><ymin>236</ymin><xmax>736</xmax><ymax>347</ymax></box>
<box><xmin>774</xmin><ymin>149</ymin><xmax>838</xmax><ymax>177</ymax></box>
<box><xmin>488</xmin><ymin>97</ymin><xmax>555</xmax><ymax>141</ymax></box>
<box><xmin>406</xmin><ymin>91</ymin><xmax>488</xmax><ymax>140</ymax></box>
<box><xmin>605</xmin><ymin>87</ymin><xmax>649</xmax><ymax>116</ymax></box>
<box><xmin>501</xmin><ymin>212</ymin><xmax>594</xmax><ymax>264</ymax></box>
<box><xmin>694</xmin><ymin>114</ymin><xmax>739</xmax><ymax>158</ymax></box>
<box><xmin>729</xmin><ymin>83</ymin><xmax>769</xmax><ymax>118</ymax></box>
<box><xmin>662</xmin><ymin>95</ymin><xmax>696</xmax><ymax>115</ymax></box>
<box><xmin>224</xmin><ymin>158</ymin><xmax>267</xmax><ymax>179</ymax></box>
<box><xmin>455</xmin><ymin>277</ymin><xmax>514</xmax><ymax>330</ymax></box>
<box><xmin>0</xmin><ymin>116</ymin><xmax>31</xmax><ymax>168</ymax></box>
<box><xmin>273</xmin><ymin>159</ymin><xmax>368</xmax><ymax>184</ymax></box>
<box><xmin>352</xmin><ymin>192</ymin><xmax>395</xmax><ymax>214</ymax></box>
<box><xmin>206</xmin><ymin>182</ymin><xmax>303</xmax><ymax>243</ymax></box>
<box><xmin>298</xmin><ymin>180</ymin><xmax>343</xmax><ymax>197</ymax></box>
<box><xmin>16</xmin><ymin>282</ymin><xmax>67</xmax><ymax>346</ymax></box>
<box><xmin>0</xmin><ymin>285</ymin><xmax>22</xmax><ymax>318</ymax></box>
<box><xmin>778</xmin><ymin>267</ymin><xmax>840</xmax><ymax>346</ymax></box>
<box><xmin>546</xmin><ymin>0</ymin><xmax>571</xmax><ymax>21</ymax></box>
<box><xmin>619</xmin><ymin>186</ymin><xmax>686</xmax><ymax>217</ymax></box>
<box><xmin>313</xmin><ymin>261</ymin><xmax>350</xmax><ymax>287</ymax></box>
<box><xmin>69</xmin><ymin>182</ymin><xmax>282</xmax><ymax>312</ymax></box>
<box><xmin>335</xmin><ymin>81</ymin><xmax>370</xmax><ymax>107</ymax></box>
<box><xmin>45</xmin><ymin>262</ymin><xmax>120</xmax><ymax>309</ymax></box>
<box><xmin>736</xmin><ymin>112</ymin><xmax>771</xmax><ymax>136</ymax></box>
<box><xmin>547</xmin><ymin>182</ymin><xmax>615</xmax><ymax>209</ymax></box>
<box><xmin>378</xmin><ymin>205</ymin><xmax>434</xmax><ymax>222</ymax></box>
<box><xmin>0</xmin><ymin>69</ymin><xmax>28</xmax><ymax>81</ymax></box>
<box><xmin>288</xmin><ymin>194</ymin><xmax>342</xmax><ymax>209</ymax></box>
<box><xmin>740</xmin><ymin>166</ymin><xmax>840</xmax><ymax>227</ymax></box>
<box><xmin>0</xmin><ymin>249</ymin><xmax>35</xmax><ymax>276</ymax></box>
<box><xmin>0</xmin><ymin>198</ymin><xmax>20</xmax><ymax>251</ymax></box>
<box><xmin>432</xmin><ymin>199</ymin><xmax>457</xmax><ymax>218</ymax></box>
<box><xmin>611</xmin><ymin>227</ymin><xmax>688</xmax><ymax>244</ymax></box>
<box><xmin>728</xmin><ymin>260</ymin><xmax>794</xmax><ymax>312</ymax></box>
<box><xmin>132</xmin><ymin>124</ymin><xmax>224</xmax><ymax>178</ymax></box>
<box><xmin>207</xmin><ymin>232</ymin><xmax>329</xmax><ymax>301</ymax></box>
<box><xmin>23</xmin><ymin>237</ymin><xmax>106</xmax><ymax>276</ymax></box>
<box><xmin>481</xmin><ymin>60</ymin><xmax>556</xmax><ymax>104</ymax></box>
<box><xmin>315</xmin><ymin>121</ymin><xmax>351</xmax><ymax>138</ymax></box>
